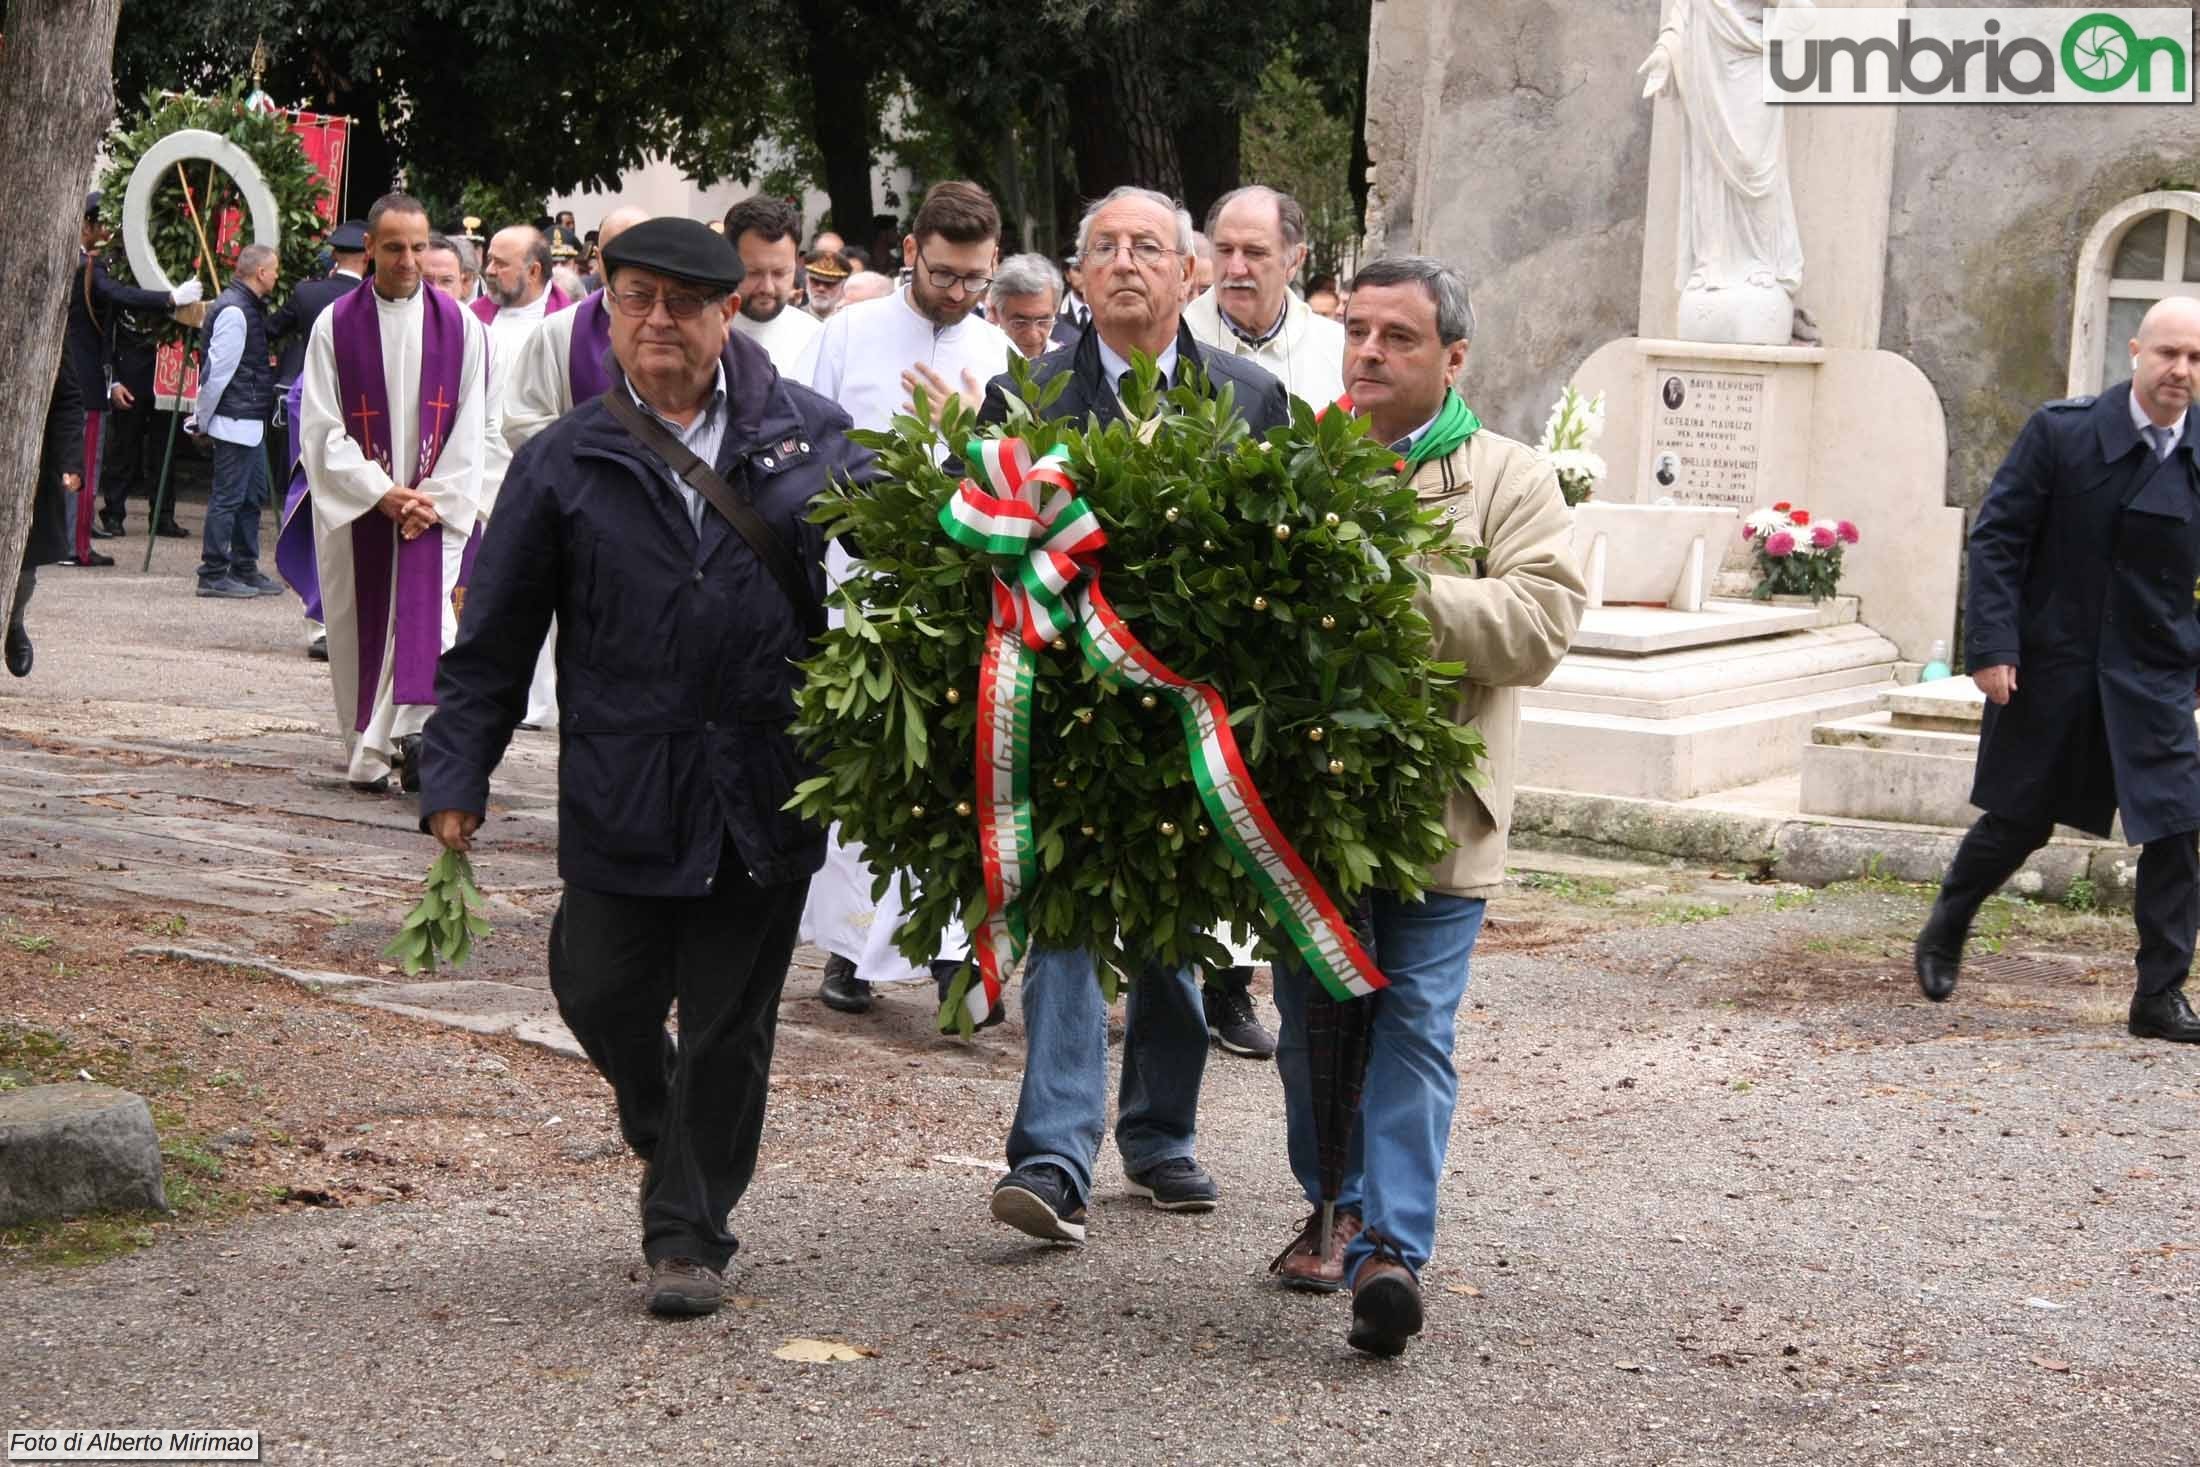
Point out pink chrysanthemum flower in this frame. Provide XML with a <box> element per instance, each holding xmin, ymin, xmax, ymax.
<box><xmin>1811</xmin><ymin>524</ymin><xmax>1837</xmax><ymax>550</ymax></box>
<box><xmin>1764</xmin><ymin>530</ymin><xmax>1796</xmax><ymax>558</ymax></box>
<box><xmin>1837</xmin><ymin>520</ymin><xmax>1860</xmax><ymax>545</ymax></box>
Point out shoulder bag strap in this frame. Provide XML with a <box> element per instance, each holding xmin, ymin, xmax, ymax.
<box><xmin>601</xmin><ymin>386</ymin><xmax>825</xmax><ymax>639</ymax></box>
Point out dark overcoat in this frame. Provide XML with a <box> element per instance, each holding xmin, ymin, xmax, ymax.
<box><xmin>1965</xmin><ymin>382</ymin><xmax>2200</xmax><ymax>844</ymax></box>
<box><xmin>420</xmin><ymin>331</ymin><xmax>874</xmax><ymax>896</ymax></box>
<box><xmin>26</xmin><ymin>361</ymin><xmax>85</xmax><ymax>569</ymax></box>
<box><xmin>979</xmin><ymin>319</ymin><xmax>1293</xmax><ymax>435</ymax></box>
<box><xmin>64</xmin><ymin>252</ymin><xmax>172</xmax><ymax>410</ymax></box>
<box><xmin>268</xmin><ymin>273</ymin><xmax>355</xmax><ymax>386</ymax></box>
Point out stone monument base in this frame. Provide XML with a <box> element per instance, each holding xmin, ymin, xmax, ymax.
<box><xmin>1521</xmin><ymin>596</ymin><xmax>1897</xmax><ymax>801</ymax></box>
<box><xmin>1570</xmin><ymin>337</ymin><xmax>1963</xmax><ymax>664</ymax></box>
<box><xmin>1676</xmin><ymin>282</ymin><xmax>1793</xmax><ymax>346</ymax></box>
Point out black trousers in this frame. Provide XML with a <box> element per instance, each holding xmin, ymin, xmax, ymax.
<box><xmin>1931</xmin><ymin>811</ymin><xmax>2198</xmax><ymax>997</ymax></box>
<box><xmin>548</xmin><ymin>854</ymin><xmax>808</xmax><ymax>1271</ymax></box>
<box><xmin>99</xmin><ymin>397</ymin><xmax>159</xmax><ymax>522</ymax></box>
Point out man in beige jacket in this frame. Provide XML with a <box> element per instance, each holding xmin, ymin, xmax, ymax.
<box><xmin>1267</xmin><ymin>255</ymin><xmax>1585</xmax><ymax>1357</ymax></box>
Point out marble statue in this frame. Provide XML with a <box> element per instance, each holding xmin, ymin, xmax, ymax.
<box><xmin>1638</xmin><ymin>0</ymin><xmax>1815</xmax><ymax>345</ymax></box>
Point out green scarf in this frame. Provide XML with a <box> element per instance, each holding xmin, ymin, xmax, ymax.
<box><xmin>1403</xmin><ymin>390</ymin><xmax>1481</xmax><ymax>468</ymax></box>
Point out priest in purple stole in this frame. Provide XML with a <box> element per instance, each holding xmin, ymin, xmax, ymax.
<box><xmin>298</xmin><ymin>193</ymin><xmax>490</xmax><ymax>792</ymax></box>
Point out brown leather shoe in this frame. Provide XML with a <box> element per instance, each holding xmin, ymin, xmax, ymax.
<box><xmin>1348</xmin><ymin>1252</ymin><xmax>1424</xmax><ymax>1357</ymax></box>
<box><xmin>1269</xmin><ymin>1208</ymin><xmax>1362</xmax><ymax>1293</ymax></box>
<box><xmin>644</xmin><ymin>1256</ymin><xmax>724</xmax><ymax>1317</ymax></box>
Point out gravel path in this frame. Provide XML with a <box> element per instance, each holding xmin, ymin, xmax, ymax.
<box><xmin>6</xmin><ymin>529</ymin><xmax>2200</xmax><ymax>1465</ymax></box>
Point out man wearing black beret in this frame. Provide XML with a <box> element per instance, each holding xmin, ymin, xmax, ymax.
<box><xmin>420</xmin><ymin>216</ymin><xmax>876</xmax><ymax>1317</ymax></box>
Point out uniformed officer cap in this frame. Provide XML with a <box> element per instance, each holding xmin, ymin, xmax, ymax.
<box><xmin>328</xmin><ymin>220</ymin><xmax>369</xmax><ymax>252</ymax></box>
<box><xmin>600</xmin><ymin>217</ymin><xmax>746</xmax><ymax>293</ymax></box>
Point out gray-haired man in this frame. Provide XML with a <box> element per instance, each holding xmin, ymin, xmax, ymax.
<box><xmin>189</xmin><ymin>243</ymin><xmax>284</xmax><ymax>599</ymax></box>
<box><xmin>986</xmin><ymin>252</ymin><xmax>1066</xmax><ymax>359</ymax></box>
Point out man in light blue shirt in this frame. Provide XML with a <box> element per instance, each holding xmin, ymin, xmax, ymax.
<box><xmin>189</xmin><ymin>244</ymin><xmax>283</xmax><ymax>598</ymax></box>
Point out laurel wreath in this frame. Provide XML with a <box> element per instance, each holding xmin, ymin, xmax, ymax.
<box><xmin>789</xmin><ymin>361</ymin><xmax>1487</xmax><ymax>980</ymax></box>
<box><xmin>95</xmin><ymin>85</ymin><xmax>331</xmax><ymax>342</ymax></box>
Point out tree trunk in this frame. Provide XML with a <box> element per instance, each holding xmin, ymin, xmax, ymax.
<box><xmin>0</xmin><ymin>0</ymin><xmax>125</xmax><ymax>621</ymax></box>
<box><xmin>801</xmin><ymin>6</ymin><xmax>876</xmax><ymax>235</ymax></box>
<box><xmin>1173</xmin><ymin>99</ymin><xmax>1240</xmax><ymax>230</ymax></box>
<box><xmin>1064</xmin><ymin>27</ymin><xmax>1183</xmax><ymax>203</ymax></box>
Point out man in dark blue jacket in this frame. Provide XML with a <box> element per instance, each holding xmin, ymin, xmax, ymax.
<box><xmin>1916</xmin><ymin>296</ymin><xmax>2200</xmax><ymax>1044</ymax></box>
<box><xmin>420</xmin><ymin>218</ymin><xmax>874</xmax><ymax>1317</ymax></box>
<box><xmin>974</xmin><ymin>186</ymin><xmax>1292</xmax><ymax>1249</ymax></box>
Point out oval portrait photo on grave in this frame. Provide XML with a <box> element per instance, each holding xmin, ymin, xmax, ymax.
<box><xmin>1661</xmin><ymin>375</ymin><xmax>1686</xmax><ymax>410</ymax></box>
<box><xmin>1655</xmin><ymin>451</ymin><xmax>1679</xmax><ymax>487</ymax></box>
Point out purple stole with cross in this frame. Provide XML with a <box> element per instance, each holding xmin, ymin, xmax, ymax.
<box><xmin>568</xmin><ymin>290</ymin><xmax>614</xmax><ymax>403</ymax></box>
<box><xmin>329</xmin><ymin>281</ymin><xmax>467</xmax><ymax>731</ymax></box>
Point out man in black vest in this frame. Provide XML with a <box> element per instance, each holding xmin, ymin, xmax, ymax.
<box><xmin>188</xmin><ymin>245</ymin><xmax>283</xmax><ymax>599</ymax></box>
<box><xmin>65</xmin><ymin>191</ymin><xmax>196</xmax><ymax>564</ymax></box>
<box><xmin>973</xmin><ymin>185</ymin><xmax>1291</xmax><ymax>1248</ymax></box>
<box><xmin>1916</xmin><ymin>295</ymin><xmax>2200</xmax><ymax>1044</ymax></box>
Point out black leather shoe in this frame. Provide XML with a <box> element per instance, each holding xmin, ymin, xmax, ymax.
<box><xmin>1914</xmin><ymin>934</ymin><xmax>1960</xmax><ymax>1002</ymax></box>
<box><xmin>91</xmin><ymin>518</ymin><xmax>122</xmax><ymax>540</ymax></box>
<box><xmin>155</xmin><ymin>520</ymin><xmax>191</xmax><ymax>538</ymax></box>
<box><xmin>3</xmin><ymin>623</ymin><xmax>30</xmax><ymax>678</ymax></box>
<box><xmin>2129</xmin><ymin>986</ymin><xmax>2200</xmax><ymax>1043</ymax></box>
<box><xmin>818</xmin><ymin>954</ymin><xmax>871</xmax><ymax>1013</ymax></box>
<box><xmin>69</xmin><ymin>549</ymin><xmax>115</xmax><ymax>567</ymax></box>
<box><xmin>393</xmin><ymin>733</ymin><xmax>424</xmax><ymax>795</ymax></box>
<box><xmin>307</xmin><ymin>634</ymin><xmax>329</xmax><ymax>662</ymax></box>
<box><xmin>934</xmin><ymin>958</ymin><xmax>1003</xmax><ymax>1033</ymax></box>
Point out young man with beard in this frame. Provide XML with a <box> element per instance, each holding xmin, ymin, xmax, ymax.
<box><xmin>722</xmin><ymin>196</ymin><xmax>822</xmax><ymax>373</ymax></box>
<box><xmin>797</xmin><ymin>181</ymin><xmax>1015</xmax><ymax>1017</ymax></box>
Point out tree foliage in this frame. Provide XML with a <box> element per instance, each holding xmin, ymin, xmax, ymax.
<box><xmin>111</xmin><ymin>0</ymin><xmax>1370</xmax><ymax>252</ymax></box>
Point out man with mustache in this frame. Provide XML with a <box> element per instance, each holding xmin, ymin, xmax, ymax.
<box><xmin>1916</xmin><ymin>295</ymin><xmax>2200</xmax><ymax>1046</ymax></box>
<box><xmin>1184</xmin><ymin>186</ymin><xmax>1344</xmax><ymax>409</ymax></box>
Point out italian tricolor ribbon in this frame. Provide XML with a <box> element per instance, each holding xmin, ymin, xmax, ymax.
<box><xmin>937</xmin><ymin>437</ymin><xmax>1388</xmax><ymax>1026</ymax></box>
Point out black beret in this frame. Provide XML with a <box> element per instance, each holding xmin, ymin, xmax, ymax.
<box><xmin>600</xmin><ymin>217</ymin><xmax>746</xmax><ymax>293</ymax></box>
<box><xmin>328</xmin><ymin>220</ymin><xmax>369</xmax><ymax>252</ymax></box>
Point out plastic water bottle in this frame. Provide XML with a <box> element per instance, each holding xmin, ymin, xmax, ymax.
<box><xmin>1921</xmin><ymin>639</ymin><xmax>1952</xmax><ymax>682</ymax></box>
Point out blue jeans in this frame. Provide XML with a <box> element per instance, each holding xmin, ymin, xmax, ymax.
<box><xmin>199</xmin><ymin>437</ymin><xmax>267</xmax><ymax>585</ymax></box>
<box><xmin>1005</xmin><ymin>946</ymin><xmax>1209</xmax><ymax>1201</ymax></box>
<box><xmin>1273</xmin><ymin>889</ymin><xmax>1487</xmax><ymax>1280</ymax></box>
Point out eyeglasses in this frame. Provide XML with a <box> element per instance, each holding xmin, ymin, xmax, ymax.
<box><xmin>1081</xmin><ymin>239</ymin><xmax>1178</xmax><ymax>268</ymax></box>
<box><xmin>916</xmin><ymin>248</ymin><xmax>992</xmax><ymax>295</ymax></box>
<box><xmin>1002</xmin><ymin>314</ymin><xmax>1056</xmax><ymax>332</ymax></box>
<box><xmin>608</xmin><ymin>286</ymin><xmax>719</xmax><ymax>320</ymax></box>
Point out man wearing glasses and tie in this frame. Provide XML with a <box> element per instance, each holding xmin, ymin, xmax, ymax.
<box><xmin>971</xmin><ymin>184</ymin><xmax>1292</xmax><ymax>1247</ymax></box>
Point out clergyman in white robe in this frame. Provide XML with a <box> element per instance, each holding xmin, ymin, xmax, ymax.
<box><xmin>299</xmin><ymin>283</ymin><xmax>488</xmax><ymax>784</ymax></box>
<box><xmin>799</xmin><ymin>285</ymin><xmax>1015</xmax><ymax>988</ymax></box>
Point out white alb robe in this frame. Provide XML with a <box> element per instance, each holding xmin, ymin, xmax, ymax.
<box><xmin>733</xmin><ymin>304</ymin><xmax>824</xmax><ymax>378</ymax></box>
<box><xmin>799</xmin><ymin>289</ymin><xmax>1015</xmax><ymax>985</ymax></box>
<box><xmin>299</xmin><ymin>288</ymin><xmax>488</xmax><ymax>782</ymax></box>
<box><xmin>496</xmin><ymin>305</ymin><xmax>594</xmax><ymax>729</ymax></box>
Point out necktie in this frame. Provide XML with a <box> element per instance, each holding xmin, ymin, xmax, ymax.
<box><xmin>2146</xmin><ymin>424</ymin><xmax>2173</xmax><ymax>461</ymax></box>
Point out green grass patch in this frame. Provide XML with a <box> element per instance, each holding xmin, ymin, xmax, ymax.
<box><xmin>1651</xmin><ymin>901</ymin><xmax>1731</xmax><ymax>926</ymax></box>
<box><xmin>1513</xmin><ymin>871</ymin><xmax>1621</xmax><ymax>904</ymax></box>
